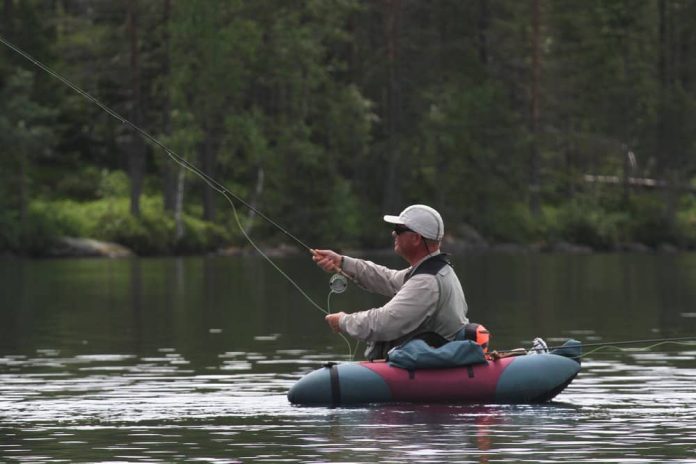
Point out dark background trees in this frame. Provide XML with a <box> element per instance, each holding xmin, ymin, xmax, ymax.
<box><xmin>1</xmin><ymin>0</ymin><xmax>695</xmax><ymax>255</ymax></box>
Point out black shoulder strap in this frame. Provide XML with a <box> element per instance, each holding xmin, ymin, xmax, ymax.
<box><xmin>404</xmin><ymin>253</ymin><xmax>451</xmax><ymax>283</ymax></box>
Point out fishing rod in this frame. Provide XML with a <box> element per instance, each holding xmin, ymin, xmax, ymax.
<box><xmin>0</xmin><ymin>34</ymin><xmax>361</xmax><ymax>317</ymax></box>
<box><xmin>0</xmin><ymin>34</ymin><xmax>361</xmax><ymax>287</ymax></box>
<box><xmin>0</xmin><ymin>34</ymin><xmax>313</xmax><ymax>252</ymax></box>
<box><xmin>553</xmin><ymin>335</ymin><xmax>696</xmax><ymax>351</ymax></box>
<box><xmin>494</xmin><ymin>335</ymin><xmax>696</xmax><ymax>358</ymax></box>
<box><xmin>1</xmin><ymin>33</ymin><xmax>361</xmax><ymax>358</ymax></box>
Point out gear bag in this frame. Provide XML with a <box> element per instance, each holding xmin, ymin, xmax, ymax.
<box><xmin>387</xmin><ymin>339</ymin><xmax>487</xmax><ymax>370</ymax></box>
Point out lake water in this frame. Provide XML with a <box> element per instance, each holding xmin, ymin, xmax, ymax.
<box><xmin>1</xmin><ymin>252</ymin><xmax>696</xmax><ymax>463</ymax></box>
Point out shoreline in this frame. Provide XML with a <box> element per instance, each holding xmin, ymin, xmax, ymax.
<box><xmin>0</xmin><ymin>235</ymin><xmax>689</xmax><ymax>259</ymax></box>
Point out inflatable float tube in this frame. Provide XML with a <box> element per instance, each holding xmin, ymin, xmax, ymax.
<box><xmin>287</xmin><ymin>353</ymin><xmax>580</xmax><ymax>406</ymax></box>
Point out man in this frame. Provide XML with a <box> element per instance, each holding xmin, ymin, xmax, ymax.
<box><xmin>313</xmin><ymin>204</ymin><xmax>469</xmax><ymax>360</ymax></box>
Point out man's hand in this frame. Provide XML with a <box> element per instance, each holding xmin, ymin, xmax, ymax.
<box><xmin>325</xmin><ymin>312</ymin><xmax>346</xmax><ymax>333</ymax></box>
<box><xmin>312</xmin><ymin>249</ymin><xmax>343</xmax><ymax>273</ymax></box>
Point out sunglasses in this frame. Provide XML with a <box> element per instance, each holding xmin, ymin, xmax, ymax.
<box><xmin>393</xmin><ymin>224</ymin><xmax>415</xmax><ymax>235</ymax></box>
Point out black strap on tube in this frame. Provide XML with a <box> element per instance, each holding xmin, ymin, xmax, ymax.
<box><xmin>328</xmin><ymin>363</ymin><xmax>341</xmax><ymax>407</ymax></box>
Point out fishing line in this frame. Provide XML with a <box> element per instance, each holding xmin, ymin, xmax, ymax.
<box><xmin>0</xmin><ymin>34</ymin><xmax>312</xmax><ymax>252</ymax></box>
<box><xmin>0</xmin><ymin>35</ymin><xmax>357</xmax><ymax>336</ymax></box>
<box><xmin>494</xmin><ymin>336</ymin><xmax>696</xmax><ymax>359</ymax></box>
<box><xmin>580</xmin><ymin>339</ymin><xmax>696</xmax><ymax>358</ymax></box>
<box><xmin>550</xmin><ymin>336</ymin><xmax>696</xmax><ymax>353</ymax></box>
<box><xmin>327</xmin><ymin>282</ymin><xmax>358</xmax><ymax>360</ymax></box>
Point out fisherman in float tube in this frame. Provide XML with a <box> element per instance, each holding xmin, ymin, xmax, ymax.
<box><xmin>313</xmin><ymin>204</ymin><xmax>484</xmax><ymax>360</ymax></box>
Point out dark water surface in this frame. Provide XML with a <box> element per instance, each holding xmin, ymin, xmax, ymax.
<box><xmin>1</xmin><ymin>253</ymin><xmax>696</xmax><ymax>463</ymax></box>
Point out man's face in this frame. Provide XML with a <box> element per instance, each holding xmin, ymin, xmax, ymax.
<box><xmin>392</xmin><ymin>225</ymin><xmax>420</xmax><ymax>259</ymax></box>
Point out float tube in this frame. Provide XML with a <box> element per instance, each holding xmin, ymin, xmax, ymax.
<box><xmin>287</xmin><ymin>353</ymin><xmax>580</xmax><ymax>406</ymax></box>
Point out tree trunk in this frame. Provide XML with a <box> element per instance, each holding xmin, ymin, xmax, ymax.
<box><xmin>3</xmin><ymin>0</ymin><xmax>25</xmax><ymax>224</ymax></box>
<box><xmin>477</xmin><ymin>0</ymin><xmax>489</xmax><ymax>65</ymax></box>
<box><xmin>657</xmin><ymin>0</ymin><xmax>678</xmax><ymax>226</ymax></box>
<box><xmin>127</xmin><ymin>0</ymin><xmax>145</xmax><ymax>218</ymax></box>
<box><xmin>175</xmin><ymin>167</ymin><xmax>185</xmax><ymax>240</ymax></box>
<box><xmin>200</xmin><ymin>131</ymin><xmax>216</xmax><ymax>221</ymax></box>
<box><xmin>563</xmin><ymin>119</ymin><xmax>576</xmax><ymax>199</ymax></box>
<box><xmin>621</xmin><ymin>144</ymin><xmax>630</xmax><ymax>204</ymax></box>
<box><xmin>2</xmin><ymin>0</ymin><xmax>13</xmax><ymax>34</ymax></box>
<box><xmin>244</xmin><ymin>165</ymin><xmax>265</xmax><ymax>235</ymax></box>
<box><xmin>528</xmin><ymin>0</ymin><xmax>542</xmax><ymax>217</ymax></box>
<box><xmin>18</xmin><ymin>150</ymin><xmax>27</xmax><ymax>226</ymax></box>
<box><xmin>161</xmin><ymin>0</ymin><xmax>177</xmax><ymax>213</ymax></box>
<box><xmin>382</xmin><ymin>0</ymin><xmax>402</xmax><ymax>213</ymax></box>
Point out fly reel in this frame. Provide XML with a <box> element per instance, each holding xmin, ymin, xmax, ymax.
<box><xmin>329</xmin><ymin>273</ymin><xmax>348</xmax><ymax>294</ymax></box>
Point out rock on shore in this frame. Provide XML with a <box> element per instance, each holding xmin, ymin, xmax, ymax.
<box><xmin>49</xmin><ymin>237</ymin><xmax>134</xmax><ymax>258</ymax></box>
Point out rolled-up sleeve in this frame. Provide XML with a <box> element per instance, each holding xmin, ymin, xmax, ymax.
<box><xmin>339</xmin><ymin>274</ymin><xmax>439</xmax><ymax>342</ymax></box>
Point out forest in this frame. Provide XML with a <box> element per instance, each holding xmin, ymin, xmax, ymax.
<box><xmin>1</xmin><ymin>0</ymin><xmax>696</xmax><ymax>256</ymax></box>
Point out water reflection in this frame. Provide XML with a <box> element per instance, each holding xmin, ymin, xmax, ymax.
<box><xmin>1</xmin><ymin>254</ymin><xmax>696</xmax><ymax>462</ymax></box>
<box><xmin>2</xmin><ymin>345</ymin><xmax>696</xmax><ymax>462</ymax></box>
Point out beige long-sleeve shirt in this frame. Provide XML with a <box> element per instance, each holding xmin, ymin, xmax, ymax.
<box><xmin>338</xmin><ymin>252</ymin><xmax>469</xmax><ymax>344</ymax></box>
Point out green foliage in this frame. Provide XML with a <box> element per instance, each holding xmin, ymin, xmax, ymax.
<box><xmin>0</xmin><ymin>67</ymin><xmax>57</xmax><ymax>211</ymax></box>
<box><xmin>97</xmin><ymin>170</ymin><xmax>130</xmax><ymax>198</ymax></box>
<box><xmin>177</xmin><ymin>216</ymin><xmax>230</xmax><ymax>254</ymax></box>
<box><xmin>53</xmin><ymin>165</ymin><xmax>101</xmax><ymax>200</ymax></box>
<box><xmin>0</xmin><ymin>210</ymin><xmax>21</xmax><ymax>252</ymax></box>
<box><xmin>93</xmin><ymin>197</ymin><xmax>233</xmax><ymax>255</ymax></box>
<box><xmin>96</xmin><ymin>200</ymin><xmax>172</xmax><ymax>255</ymax></box>
<box><xmin>2</xmin><ymin>0</ymin><xmax>696</xmax><ymax>255</ymax></box>
<box><xmin>677</xmin><ymin>199</ymin><xmax>696</xmax><ymax>248</ymax></box>
<box><xmin>417</xmin><ymin>82</ymin><xmax>527</xmax><ymax>222</ymax></box>
<box><xmin>550</xmin><ymin>200</ymin><xmax>630</xmax><ymax>250</ymax></box>
<box><xmin>6</xmin><ymin>196</ymin><xmax>235</xmax><ymax>256</ymax></box>
<box><xmin>319</xmin><ymin>178</ymin><xmax>363</xmax><ymax>247</ymax></box>
<box><xmin>627</xmin><ymin>196</ymin><xmax>680</xmax><ymax>247</ymax></box>
<box><xmin>0</xmin><ymin>201</ymin><xmax>75</xmax><ymax>256</ymax></box>
<box><xmin>480</xmin><ymin>203</ymin><xmax>540</xmax><ymax>245</ymax></box>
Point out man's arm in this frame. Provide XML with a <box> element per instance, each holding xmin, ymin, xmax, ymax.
<box><xmin>313</xmin><ymin>249</ymin><xmax>408</xmax><ymax>296</ymax></box>
<box><xmin>338</xmin><ymin>274</ymin><xmax>439</xmax><ymax>342</ymax></box>
<box><xmin>341</xmin><ymin>256</ymin><xmax>408</xmax><ymax>296</ymax></box>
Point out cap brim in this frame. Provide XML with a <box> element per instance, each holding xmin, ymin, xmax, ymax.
<box><xmin>383</xmin><ymin>215</ymin><xmax>405</xmax><ymax>225</ymax></box>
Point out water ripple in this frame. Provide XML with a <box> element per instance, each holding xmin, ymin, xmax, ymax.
<box><xmin>1</xmin><ymin>349</ymin><xmax>696</xmax><ymax>463</ymax></box>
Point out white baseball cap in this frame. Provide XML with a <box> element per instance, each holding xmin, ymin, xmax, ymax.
<box><xmin>383</xmin><ymin>204</ymin><xmax>444</xmax><ymax>241</ymax></box>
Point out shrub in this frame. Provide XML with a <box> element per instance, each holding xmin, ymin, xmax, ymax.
<box><xmin>177</xmin><ymin>215</ymin><xmax>230</xmax><ymax>253</ymax></box>
<box><xmin>54</xmin><ymin>165</ymin><xmax>103</xmax><ymax>200</ymax></box>
<box><xmin>480</xmin><ymin>202</ymin><xmax>540</xmax><ymax>244</ymax></box>
<box><xmin>552</xmin><ymin>199</ymin><xmax>629</xmax><ymax>250</ymax></box>
<box><xmin>94</xmin><ymin>196</ymin><xmax>232</xmax><ymax>254</ymax></box>
<box><xmin>628</xmin><ymin>197</ymin><xmax>680</xmax><ymax>248</ymax></box>
<box><xmin>98</xmin><ymin>170</ymin><xmax>130</xmax><ymax>198</ymax></box>
<box><xmin>0</xmin><ymin>209</ymin><xmax>20</xmax><ymax>251</ymax></box>
<box><xmin>1</xmin><ymin>196</ymin><xmax>237</xmax><ymax>256</ymax></box>
<box><xmin>18</xmin><ymin>202</ymin><xmax>73</xmax><ymax>255</ymax></box>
